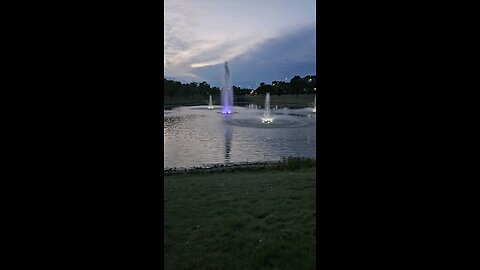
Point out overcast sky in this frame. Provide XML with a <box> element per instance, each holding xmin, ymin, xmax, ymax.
<box><xmin>164</xmin><ymin>0</ymin><xmax>316</xmax><ymax>87</ymax></box>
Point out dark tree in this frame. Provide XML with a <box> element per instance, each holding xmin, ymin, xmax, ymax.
<box><xmin>198</xmin><ymin>81</ymin><xmax>211</xmax><ymax>97</ymax></box>
<box><xmin>290</xmin><ymin>76</ymin><xmax>303</xmax><ymax>97</ymax></box>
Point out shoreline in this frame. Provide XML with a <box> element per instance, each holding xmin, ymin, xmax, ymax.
<box><xmin>164</xmin><ymin>157</ymin><xmax>316</xmax><ymax>175</ymax></box>
<box><xmin>164</xmin><ymin>161</ymin><xmax>278</xmax><ymax>175</ymax></box>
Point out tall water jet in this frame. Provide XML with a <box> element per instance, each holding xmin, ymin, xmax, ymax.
<box><xmin>312</xmin><ymin>96</ymin><xmax>316</xmax><ymax>113</ymax></box>
<box><xmin>262</xmin><ymin>92</ymin><xmax>273</xmax><ymax>123</ymax></box>
<box><xmin>221</xmin><ymin>62</ymin><xmax>233</xmax><ymax>114</ymax></box>
<box><xmin>208</xmin><ymin>94</ymin><xmax>214</xmax><ymax>109</ymax></box>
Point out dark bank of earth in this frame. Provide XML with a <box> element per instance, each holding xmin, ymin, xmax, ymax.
<box><xmin>164</xmin><ymin>157</ymin><xmax>316</xmax><ymax>175</ymax></box>
<box><xmin>164</xmin><ymin>161</ymin><xmax>279</xmax><ymax>175</ymax></box>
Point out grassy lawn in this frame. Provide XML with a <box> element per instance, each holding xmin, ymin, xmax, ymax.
<box><xmin>164</xmin><ymin>94</ymin><xmax>315</xmax><ymax>109</ymax></box>
<box><xmin>245</xmin><ymin>94</ymin><xmax>316</xmax><ymax>108</ymax></box>
<box><xmin>164</xmin><ymin>96</ymin><xmax>207</xmax><ymax>109</ymax></box>
<box><xmin>164</xmin><ymin>167</ymin><xmax>316</xmax><ymax>270</ymax></box>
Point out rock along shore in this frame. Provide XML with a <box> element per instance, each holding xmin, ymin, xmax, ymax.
<box><xmin>164</xmin><ymin>161</ymin><xmax>279</xmax><ymax>176</ymax></box>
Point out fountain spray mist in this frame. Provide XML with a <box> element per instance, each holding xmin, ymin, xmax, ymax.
<box><xmin>312</xmin><ymin>96</ymin><xmax>316</xmax><ymax>113</ymax></box>
<box><xmin>221</xmin><ymin>62</ymin><xmax>233</xmax><ymax>114</ymax></box>
<box><xmin>208</xmin><ymin>94</ymin><xmax>214</xmax><ymax>109</ymax></box>
<box><xmin>262</xmin><ymin>92</ymin><xmax>273</xmax><ymax>123</ymax></box>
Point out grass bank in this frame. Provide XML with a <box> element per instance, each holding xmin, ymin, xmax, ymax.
<box><xmin>164</xmin><ymin>158</ymin><xmax>316</xmax><ymax>269</ymax></box>
<box><xmin>245</xmin><ymin>94</ymin><xmax>316</xmax><ymax>108</ymax></box>
<box><xmin>164</xmin><ymin>94</ymin><xmax>316</xmax><ymax>110</ymax></box>
<box><xmin>164</xmin><ymin>96</ymin><xmax>206</xmax><ymax>109</ymax></box>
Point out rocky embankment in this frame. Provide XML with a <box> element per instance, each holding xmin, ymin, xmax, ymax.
<box><xmin>164</xmin><ymin>161</ymin><xmax>279</xmax><ymax>175</ymax></box>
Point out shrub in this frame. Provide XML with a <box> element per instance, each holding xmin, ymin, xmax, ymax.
<box><xmin>275</xmin><ymin>156</ymin><xmax>316</xmax><ymax>171</ymax></box>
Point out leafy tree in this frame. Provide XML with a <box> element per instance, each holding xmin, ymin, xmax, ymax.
<box><xmin>185</xmin><ymin>82</ymin><xmax>198</xmax><ymax>97</ymax></box>
<box><xmin>256</xmin><ymin>82</ymin><xmax>267</xmax><ymax>95</ymax></box>
<box><xmin>276</xmin><ymin>81</ymin><xmax>288</xmax><ymax>96</ymax></box>
<box><xmin>256</xmin><ymin>82</ymin><xmax>274</xmax><ymax>96</ymax></box>
<box><xmin>164</xmin><ymin>74</ymin><xmax>316</xmax><ymax>100</ymax></box>
<box><xmin>290</xmin><ymin>76</ymin><xmax>304</xmax><ymax>97</ymax></box>
<box><xmin>198</xmin><ymin>81</ymin><xmax>211</xmax><ymax>97</ymax></box>
<box><xmin>211</xmin><ymin>86</ymin><xmax>220</xmax><ymax>97</ymax></box>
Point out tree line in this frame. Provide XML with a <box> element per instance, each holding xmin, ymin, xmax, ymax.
<box><xmin>164</xmin><ymin>75</ymin><xmax>316</xmax><ymax>99</ymax></box>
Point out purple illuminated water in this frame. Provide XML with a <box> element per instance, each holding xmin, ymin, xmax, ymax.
<box><xmin>221</xmin><ymin>62</ymin><xmax>233</xmax><ymax>114</ymax></box>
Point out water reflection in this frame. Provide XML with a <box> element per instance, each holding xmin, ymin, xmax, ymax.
<box><xmin>224</xmin><ymin>124</ymin><xmax>232</xmax><ymax>162</ymax></box>
<box><xmin>164</xmin><ymin>106</ymin><xmax>316</xmax><ymax>169</ymax></box>
<box><xmin>222</xmin><ymin>114</ymin><xmax>233</xmax><ymax>162</ymax></box>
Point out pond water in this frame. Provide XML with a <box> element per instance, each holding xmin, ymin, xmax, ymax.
<box><xmin>164</xmin><ymin>105</ymin><xmax>316</xmax><ymax>169</ymax></box>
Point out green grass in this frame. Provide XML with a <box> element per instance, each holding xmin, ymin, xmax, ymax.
<box><xmin>164</xmin><ymin>95</ymin><xmax>207</xmax><ymax>108</ymax></box>
<box><xmin>164</xmin><ymin>94</ymin><xmax>315</xmax><ymax>109</ymax></box>
<box><xmin>245</xmin><ymin>94</ymin><xmax>316</xmax><ymax>108</ymax></box>
<box><xmin>164</xmin><ymin>166</ymin><xmax>316</xmax><ymax>270</ymax></box>
<box><xmin>274</xmin><ymin>156</ymin><xmax>316</xmax><ymax>171</ymax></box>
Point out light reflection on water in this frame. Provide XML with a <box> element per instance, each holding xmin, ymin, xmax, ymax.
<box><xmin>164</xmin><ymin>106</ymin><xmax>316</xmax><ymax>169</ymax></box>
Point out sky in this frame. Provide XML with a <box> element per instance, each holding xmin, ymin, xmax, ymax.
<box><xmin>164</xmin><ymin>0</ymin><xmax>316</xmax><ymax>88</ymax></box>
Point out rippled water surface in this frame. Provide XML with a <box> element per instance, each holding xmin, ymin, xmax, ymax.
<box><xmin>164</xmin><ymin>106</ymin><xmax>316</xmax><ymax>169</ymax></box>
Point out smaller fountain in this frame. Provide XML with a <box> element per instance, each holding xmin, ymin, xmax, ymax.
<box><xmin>262</xmin><ymin>92</ymin><xmax>273</xmax><ymax>123</ymax></box>
<box><xmin>224</xmin><ymin>91</ymin><xmax>313</xmax><ymax>128</ymax></box>
<box><xmin>312</xmin><ymin>96</ymin><xmax>316</xmax><ymax>113</ymax></box>
<box><xmin>207</xmin><ymin>95</ymin><xmax>214</xmax><ymax>109</ymax></box>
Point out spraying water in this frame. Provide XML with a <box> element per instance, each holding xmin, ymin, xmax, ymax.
<box><xmin>208</xmin><ymin>94</ymin><xmax>214</xmax><ymax>109</ymax></box>
<box><xmin>221</xmin><ymin>62</ymin><xmax>233</xmax><ymax>114</ymax></box>
<box><xmin>262</xmin><ymin>92</ymin><xmax>273</xmax><ymax>123</ymax></box>
<box><xmin>312</xmin><ymin>96</ymin><xmax>316</xmax><ymax>113</ymax></box>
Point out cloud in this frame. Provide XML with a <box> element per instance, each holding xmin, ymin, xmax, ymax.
<box><xmin>164</xmin><ymin>0</ymin><xmax>316</xmax><ymax>84</ymax></box>
<box><xmin>190</xmin><ymin>24</ymin><xmax>316</xmax><ymax>86</ymax></box>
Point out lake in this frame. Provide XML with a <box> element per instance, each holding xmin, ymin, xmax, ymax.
<box><xmin>164</xmin><ymin>105</ymin><xmax>316</xmax><ymax>169</ymax></box>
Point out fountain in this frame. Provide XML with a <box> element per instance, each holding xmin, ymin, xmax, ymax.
<box><xmin>261</xmin><ymin>92</ymin><xmax>273</xmax><ymax>123</ymax></box>
<box><xmin>208</xmin><ymin>94</ymin><xmax>214</xmax><ymax>109</ymax></box>
<box><xmin>312</xmin><ymin>96</ymin><xmax>316</xmax><ymax>113</ymax></box>
<box><xmin>221</xmin><ymin>62</ymin><xmax>234</xmax><ymax>114</ymax></box>
<box><xmin>191</xmin><ymin>62</ymin><xmax>313</xmax><ymax>128</ymax></box>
